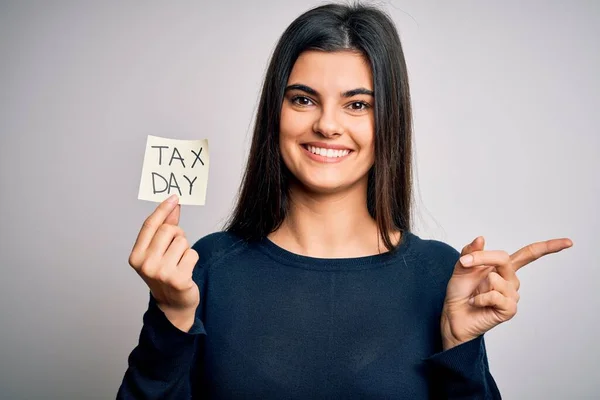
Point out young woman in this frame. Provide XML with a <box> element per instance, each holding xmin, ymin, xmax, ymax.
<box><xmin>118</xmin><ymin>3</ymin><xmax>572</xmax><ymax>399</ymax></box>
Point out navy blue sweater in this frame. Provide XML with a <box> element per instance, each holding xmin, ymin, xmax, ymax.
<box><xmin>118</xmin><ymin>231</ymin><xmax>501</xmax><ymax>399</ymax></box>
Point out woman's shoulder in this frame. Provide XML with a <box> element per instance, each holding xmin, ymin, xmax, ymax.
<box><xmin>405</xmin><ymin>231</ymin><xmax>460</xmax><ymax>278</ymax></box>
<box><xmin>408</xmin><ymin>232</ymin><xmax>459</xmax><ymax>258</ymax></box>
<box><xmin>191</xmin><ymin>231</ymin><xmax>247</xmax><ymax>266</ymax></box>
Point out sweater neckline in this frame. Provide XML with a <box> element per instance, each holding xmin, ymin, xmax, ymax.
<box><xmin>256</xmin><ymin>230</ymin><xmax>414</xmax><ymax>271</ymax></box>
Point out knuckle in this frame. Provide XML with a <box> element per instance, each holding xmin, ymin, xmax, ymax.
<box><xmin>173</xmin><ymin>235</ymin><xmax>189</xmax><ymax>248</ymax></box>
<box><xmin>157</xmin><ymin>223</ymin><xmax>173</xmax><ymax>235</ymax></box>
<box><xmin>488</xmin><ymin>271</ymin><xmax>501</xmax><ymax>281</ymax></box>
<box><xmin>172</xmin><ymin>226</ymin><xmax>185</xmax><ymax>238</ymax></box>
<box><xmin>142</xmin><ymin>217</ymin><xmax>157</xmax><ymax>231</ymax></box>
<box><xmin>188</xmin><ymin>248</ymin><xmax>200</xmax><ymax>262</ymax></box>
<box><xmin>140</xmin><ymin>259</ymin><xmax>155</xmax><ymax>277</ymax></box>
<box><xmin>128</xmin><ymin>252</ymin><xmax>142</xmax><ymax>268</ymax></box>
<box><xmin>183</xmin><ymin>250</ymin><xmax>200</xmax><ymax>268</ymax></box>
<box><xmin>487</xmin><ymin>273</ymin><xmax>501</xmax><ymax>289</ymax></box>
<box><xmin>156</xmin><ymin>267</ymin><xmax>171</xmax><ymax>283</ymax></box>
<box><xmin>492</xmin><ymin>290</ymin><xmax>503</xmax><ymax>302</ymax></box>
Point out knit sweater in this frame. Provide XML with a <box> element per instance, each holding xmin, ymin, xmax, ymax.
<box><xmin>118</xmin><ymin>231</ymin><xmax>501</xmax><ymax>399</ymax></box>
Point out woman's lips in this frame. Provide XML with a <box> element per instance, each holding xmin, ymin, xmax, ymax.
<box><xmin>301</xmin><ymin>144</ymin><xmax>353</xmax><ymax>163</ymax></box>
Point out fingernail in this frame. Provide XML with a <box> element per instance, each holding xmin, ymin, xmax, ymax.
<box><xmin>468</xmin><ymin>297</ymin><xmax>475</xmax><ymax>305</ymax></box>
<box><xmin>166</xmin><ymin>194</ymin><xmax>178</xmax><ymax>204</ymax></box>
<box><xmin>460</xmin><ymin>254</ymin><xmax>474</xmax><ymax>266</ymax></box>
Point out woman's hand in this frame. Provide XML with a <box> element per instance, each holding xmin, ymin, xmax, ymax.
<box><xmin>441</xmin><ymin>236</ymin><xmax>573</xmax><ymax>350</ymax></box>
<box><xmin>128</xmin><ymin>194</ymin><xmax>200</xmax><ymax>332</ymax></box>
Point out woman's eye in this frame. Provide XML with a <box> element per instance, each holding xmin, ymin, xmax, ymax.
<box><xmin>292</xmin><ymin>96</ymin><xmax>314</xmax><ymax>106</ymax></box>
<box><xmin>348</xmin><ymin>101</ymin><xmax>370</xmax><ymax>111</ymax></box>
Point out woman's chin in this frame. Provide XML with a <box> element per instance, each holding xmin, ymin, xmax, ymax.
<box><xmin>293</xmin><ymin>177</ymin><xmax>363</xmax><ymax>196</ymax></box>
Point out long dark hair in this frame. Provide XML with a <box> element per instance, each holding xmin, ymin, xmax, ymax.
<box><xmin>225</xmin><ymin>2</ymin><xmax>413</xmax><ymax>251</ymax></box>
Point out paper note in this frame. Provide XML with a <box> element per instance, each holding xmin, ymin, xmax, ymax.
<box><xmin>137</xmin><ymin>135</ymin><xmax>209</xmax><ymax>205</ymax></box>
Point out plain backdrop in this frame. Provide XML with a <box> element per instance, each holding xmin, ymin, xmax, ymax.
<box><xmin>1</xmin><ymin>1</ymin><xmax>598</xmax><ymax>398</ymax></box>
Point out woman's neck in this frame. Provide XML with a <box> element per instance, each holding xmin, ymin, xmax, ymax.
<box><xmin>268</xmin><ymin>182</ymin><xmax>399</xmax><ymax>258</ymax></box>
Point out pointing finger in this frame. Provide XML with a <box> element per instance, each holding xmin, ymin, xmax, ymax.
<box><xmin>510</xmin><ymin>238</ymin><xmax>573</xmax><ymax>271</ymax></box>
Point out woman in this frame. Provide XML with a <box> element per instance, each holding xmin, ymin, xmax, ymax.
<box><xmin>118</xmin><ymin>3</ymin><xmax>571</xmax><ymax>399</ymax></box>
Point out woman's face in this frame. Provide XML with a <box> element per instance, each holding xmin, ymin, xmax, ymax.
<box><xmin>279</xmin><ymin>50</ymin><xmax>375</xmax><ymax>194</ymax></box>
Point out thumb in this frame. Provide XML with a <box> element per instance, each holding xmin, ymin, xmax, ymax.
<box><xmin>165</xmin><ymin>204</ymin><xmax>180</xmax><ymax>225</ymax></box>
<box><xmin>461</xmin><ymin>236</ymin><xmax>485</xmax><ymax>256</ymax></box>
<box><xmin>447</xmin><ymin>236</ymin><xmax>492</xmax><ymax>299</ymax></box>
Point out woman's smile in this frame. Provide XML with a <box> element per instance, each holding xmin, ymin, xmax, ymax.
<box><xmin>300</xmin><ymin>142</ymin><xmax>354</xmax><ymax>164</ymax></box>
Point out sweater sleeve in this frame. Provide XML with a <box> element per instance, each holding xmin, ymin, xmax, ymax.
<box><xmin>415</xmin><ymin>238</ymin><xmax>502</xmax><ymax>399</ymax></box>
<box><xmin>116</xmin><ymin>294</ymin><xmax>206</xmax><ymax>400</ymax></box>
<box><xmin>424</xmin><ymin>334</ymin><xmax>501</xmax><ymax>399</ymax></box>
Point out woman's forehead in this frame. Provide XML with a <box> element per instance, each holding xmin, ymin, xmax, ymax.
<box><xmin>287</xmin><ymin>50</ymin><xmax>373</xmax><ymax>93</ymax></box>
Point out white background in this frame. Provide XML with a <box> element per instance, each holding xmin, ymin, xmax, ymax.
<box><xmin>1</xmin><ymin>1</ymin><xmax>598</xmax><ymax>398</ymax></box>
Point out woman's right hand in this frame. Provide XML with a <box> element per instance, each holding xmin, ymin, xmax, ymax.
<box><xmin>128</xmin><ymin>194</ymin><xmax>200</xmax><ymax>332</ymax></box>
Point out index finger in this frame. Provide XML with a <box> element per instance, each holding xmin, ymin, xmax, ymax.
<box><xmin>132</xmin><ymin>194</ymin><xmax>180</xmax><ymax>253</ymax></box>
<box><xmin>511</xmin><ymin>238</ymin><xmax>573</xmax><ymax>271</ymax></box>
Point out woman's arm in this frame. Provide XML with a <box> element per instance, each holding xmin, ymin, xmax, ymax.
<box><xmin>429</xmin><ymin>235</ymin><xmax>571</xmax><ymax>399</ymax></box>
<box><xmin>117</xmin><ymin>294</ymin><xmax>205</xmax><ymax>400</ymax></box>
<box><xmin>425</xmin><ymin>335</ymin><xmax>501</xmax><ymax>399</ymax></box>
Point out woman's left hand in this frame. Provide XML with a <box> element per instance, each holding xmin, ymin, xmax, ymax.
<box><xmin>441</xmin><ymin>236</ymin><xmax>573</xmax><ymax>350</ymax></box>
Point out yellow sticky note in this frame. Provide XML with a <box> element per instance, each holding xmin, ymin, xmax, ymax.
<box><xmin>137</xmin><ymin>135</ymin><xmax>209</xmax><ymax>205</ymax></box>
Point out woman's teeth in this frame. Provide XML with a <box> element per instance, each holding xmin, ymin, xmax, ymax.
<box><xmin>306</xmin><ymin>146</ymin><xmax>350</xmax><ymax>158</ymax></box>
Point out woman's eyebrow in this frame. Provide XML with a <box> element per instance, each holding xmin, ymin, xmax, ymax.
<box><xmin>342</xmin><ymin>88</ymin><xmax>374</xmax><ymax>97</ymax></box>
<box><xmin>285</xmin><ymin>84</ymin><xmax>374</xmax><ymax>98</ymax></box>
<box><xmin>285</xmin><ymin>84</ymin><xmax>318</xmax><ymax>96</ymax></box>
